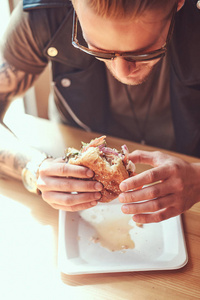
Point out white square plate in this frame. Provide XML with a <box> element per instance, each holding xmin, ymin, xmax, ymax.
<box><xmin>58</xmin><ymin>200</ymin><xmax>188</xmax><ymax>275</ymax></box>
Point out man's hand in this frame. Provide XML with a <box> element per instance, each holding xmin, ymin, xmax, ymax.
<box><xmin>37</xmin><ymin>158</ymin><xmax>103</xmax><ymax>211</ymax></box>
<box><xmin>119</xmin><ymin>150</ymin><xmax>200</xmax><ymax>223</ymax></box>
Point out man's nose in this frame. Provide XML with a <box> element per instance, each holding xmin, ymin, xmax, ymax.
<box><xmin>111</xmin><ymin>57</ymin><xmax>137</xmax><ymax>77</ymax></box>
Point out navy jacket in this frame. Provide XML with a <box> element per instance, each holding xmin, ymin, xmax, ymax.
<box><xmin>23</xmin><ymin>0</ymin><xmax>200</xmax><ymax>157</ymax></box>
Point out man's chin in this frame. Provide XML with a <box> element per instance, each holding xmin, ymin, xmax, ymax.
<box><xmin>110</xmin><ymin>73</ymin><xmax>149</xmax><ymax>86</ymax></box>
<box><xmin>116</xmin><ymin>76</ymin><xmax>146</xmax><ymax>86</ymax></box>
<box><xmin>106</xmin><ymin>63</ymin><xmax>156</xmax><ymax>86</ymax></box>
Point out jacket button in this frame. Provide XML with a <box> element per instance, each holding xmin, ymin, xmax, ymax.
<box><xmin>47</xmin><ymin>47</ymin><xmax>58</xmax><ymax>57</ymax></box>
<box><xmin>197</xmin><ymin>0</ymin><xmax>200</xmax><ymax>9</ymax></box>
<box><xmin>61</xmin><ymin>78</ymin><xmax>71</xmax><ymax>87</ymax></box>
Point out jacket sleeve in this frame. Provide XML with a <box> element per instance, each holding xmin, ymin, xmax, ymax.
<box><xmin>1</xmin><ymin>2</ymin><xmax>48</xmax><ymax>75</ymax></box>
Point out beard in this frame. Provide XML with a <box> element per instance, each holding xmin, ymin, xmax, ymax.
<box><xmin>104</xmin><ymin>59</ymin><xmax>159</xmax><ymax>86</ymax></box>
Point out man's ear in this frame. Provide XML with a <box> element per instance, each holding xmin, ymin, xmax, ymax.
<box><xmin>177</xmin><ymin>0</ymin><xmax>185</xmax><ymax>11</ymax></box>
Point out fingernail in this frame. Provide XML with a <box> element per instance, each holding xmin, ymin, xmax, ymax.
<box><xmin>95</xmin><ymin>182</ymin><xmax>103</xmax><ymax>191</ymax></box>
<box><xmin>94</xmin><ymin>192</ymin><xmax>101</xmax><ymax>200</ymax></box>
<box><xmin>91</xmin><ymin>201</ymin><xmax>98</xmax><ymax>206</ymax></box>
<box><xmin>118</xmin><ymin>193</ymin><xmax>125</xmax><ymax>203</ymax></box>
<box><xmin>120</xmin><ymin>182</ymin><xmax>127</xmax><ymax>192</ymax></box>
<box><xmin>122</xmin><ymin>205</ymin><xmax>129</xmax><ymax>213</ymax></box>
<box><xmin>86</xmin><ymin>169</ymin><xmax>94</xmax><ymax>177</ymax></box>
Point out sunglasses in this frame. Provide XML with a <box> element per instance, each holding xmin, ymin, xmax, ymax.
<box><xmin>72</xmin><ymin>4</ymin><xmax>177</xmax><ymax>62</ymax></box>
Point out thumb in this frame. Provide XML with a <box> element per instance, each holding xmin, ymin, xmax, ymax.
<box><xmin>128</xmin><ymin>150</ymin><xmax>160</xmax><ymax>167</ymax></box>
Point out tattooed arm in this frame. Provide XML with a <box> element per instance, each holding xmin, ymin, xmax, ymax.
<box><xmin>0</xmin><ymin>59</ymin><xmax>44</xmax><ymax>180</ymax></box>
<box><xmin>0</xmin><ymin>59</ymin><xmax>101</xmax><ymax>212</ymax></box>
<box><xmin>0</xmin><ymin>123</ymin><xmax>45</xmax><ymax>180</ymax></box>
<box><xmin>0</xmin><ymin>60</ymin><xmax>38</xmax><ymax>115</ymax></box>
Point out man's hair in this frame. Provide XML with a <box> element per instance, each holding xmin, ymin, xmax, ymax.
<box><xmin>71</xmin><ymin>0</ymin><xmax>177</xmax><ymax>19</ymax></box>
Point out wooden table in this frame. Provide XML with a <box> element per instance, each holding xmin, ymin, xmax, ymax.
<box><xmin>0</xmin><ymin>115</ymin><xmax>200</xmax><ymax>300</ymax></box>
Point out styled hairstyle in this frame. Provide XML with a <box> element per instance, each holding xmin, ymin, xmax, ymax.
<box><xmin>71</xmin><ymin>0</ymin><xmax>178</xmax><ymax>19</ymax></box>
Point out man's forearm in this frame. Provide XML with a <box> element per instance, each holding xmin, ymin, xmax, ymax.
<box><xmin>0</xmin><ymin>123</ymin><xmax>45</xmax><ymax>181</ymax></box>
<box><xmin>0</xmin><ymin>60</ymin><xmax>38</xmax><ymax>102</ymax></box>
<box><xmin>0</xmin><ymin>59</ymin><xmax>41</xmax><ymax>180</ymax></box>
<box><xmin>0</xmin><ymin>153</ymin><xmax>26</xmax><ymax>180</ymax></box>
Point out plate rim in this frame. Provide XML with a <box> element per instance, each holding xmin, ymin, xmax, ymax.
<box><xmin>58</xmin><ymin>207</ymin><xmax>188</xmax><ymax>275</ymax></box>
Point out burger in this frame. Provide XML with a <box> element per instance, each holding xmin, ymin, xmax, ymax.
<box><xmin>64</xmin><ymin>136</ymin><xmax>135</xmax><ymax>203</ymax></box>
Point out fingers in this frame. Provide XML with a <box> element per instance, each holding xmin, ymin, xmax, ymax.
<box><xmin>44</xmin><ymin>191</ymin><xmax>102</xmax><ymax>206</ymax></box>
<box><xmin>118</xmin><ymin>150</ymin><xmax>198</xmax><ymax>223</ymax></box>
<box><xmin>120</xmin><ymin>165</ymin><xmax>170</xmax><ymax>192</ymax></box>
<box><xmin>119</xmin><ymin>178</ymin><xmax>178</xmax><ymax>203</ymax></box>
<box><xmin>121</xmin><ymin>192</ymin><xmax>179</xmax><ymax>223</ymax></box>
<box><xmin>119</xmin><ymin>174</ymin><xmax>184</xmax><ymax>223</ymax></box>
<box><xmin>120</xmin><ymin>149</ymin><xmax>186</xmax><ymax>192</ymax></box>
<box><xmin>37</xmin><ymin>158</ymin><xmax>103</xmax><ymax>212</ymax></box>
<box><xmin>121</xmin><ymin>194</ymin><xmax>174</xmax><ymax>214</ymax></box>
<box><xmin>37</xmin><ymin>175</ymin><xmax>103</xmax><ymax>211</ymax></box>
<box><xmin>42</xmin><ymin>191</ymin><xmax>102</xmax><ymax>211</ymax></box>
<box><xmin>50</xmin><ymin>201</ymin><xmax>99</xmax><ymax>212</ymax></box>
<box><xmin>128</xmin><ymin>150</ymin><xmax>167</xmax><ymax>166</ymax></box>
<box><xmin>37</xmin><ymin>177</ymin><xmax>103</xmax><ymax>193</ymax></box>
<box><xmin>131</xmin><ymin>207</ymin><xmax>179</xmax><ymax>224</ymax></box>
<box><xmin>40</xmin><ymin>159</ymin><xmax>94</xmax><ymax>179</ymax></box>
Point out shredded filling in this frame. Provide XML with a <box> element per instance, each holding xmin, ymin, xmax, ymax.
<box><xmin>64</xmin><ymin>136</ymin><xmax>135</xmax><ymax>174</ymax></box>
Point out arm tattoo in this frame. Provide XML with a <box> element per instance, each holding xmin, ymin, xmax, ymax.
<box><xmin>0</xmin><ymin>61</ymin><xmax>19</xmax><ymax>88</ymax></box>
<box><xmin>0</xmin><ymin>61</ymin><xmax>38</xmax><ymax>102</ymax></box>
<box><xmin>0</xmin><ymin>150</ymin><xmax>27</xmax><ymax>180</ymax></box>
<box><xmin>0</xmin><ymin>62</ymin><xmax>39</xmax><ymax>179</ymax></box>
<box><xmin>13</xmin><ymin>153</ymin><xmax>27</xmax><ymax>170</ymax></box>
<box><xmin>0</xmin><ymin>150</ymin><xmax>12</xmax><ymax>163</ymax></box>
<box><xmin>0</xmin><ymin>61</ymin><xmax>18</xmax><ymax>85</ymax></box>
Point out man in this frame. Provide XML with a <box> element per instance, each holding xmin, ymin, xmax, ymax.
<box><xmin>0</xmin><ymin>0</ymin><xmax>200</xmax><ymax>223</ymax></box>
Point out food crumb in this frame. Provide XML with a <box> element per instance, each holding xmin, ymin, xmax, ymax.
<box><xmin>136</xmin><ymin>223</ymin><xmax>143</xmax><ymax>228</ymax></box>
<box><xmin>90</xmin><ymin>236</ymin><xmax>100</xmax><ymax>243</ymax></box>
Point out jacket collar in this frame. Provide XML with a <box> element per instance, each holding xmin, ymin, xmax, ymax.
<box><xmin>23</xmin><ymin>0</ymin><xmax>71</xmax><ymax>11</ymax></box>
